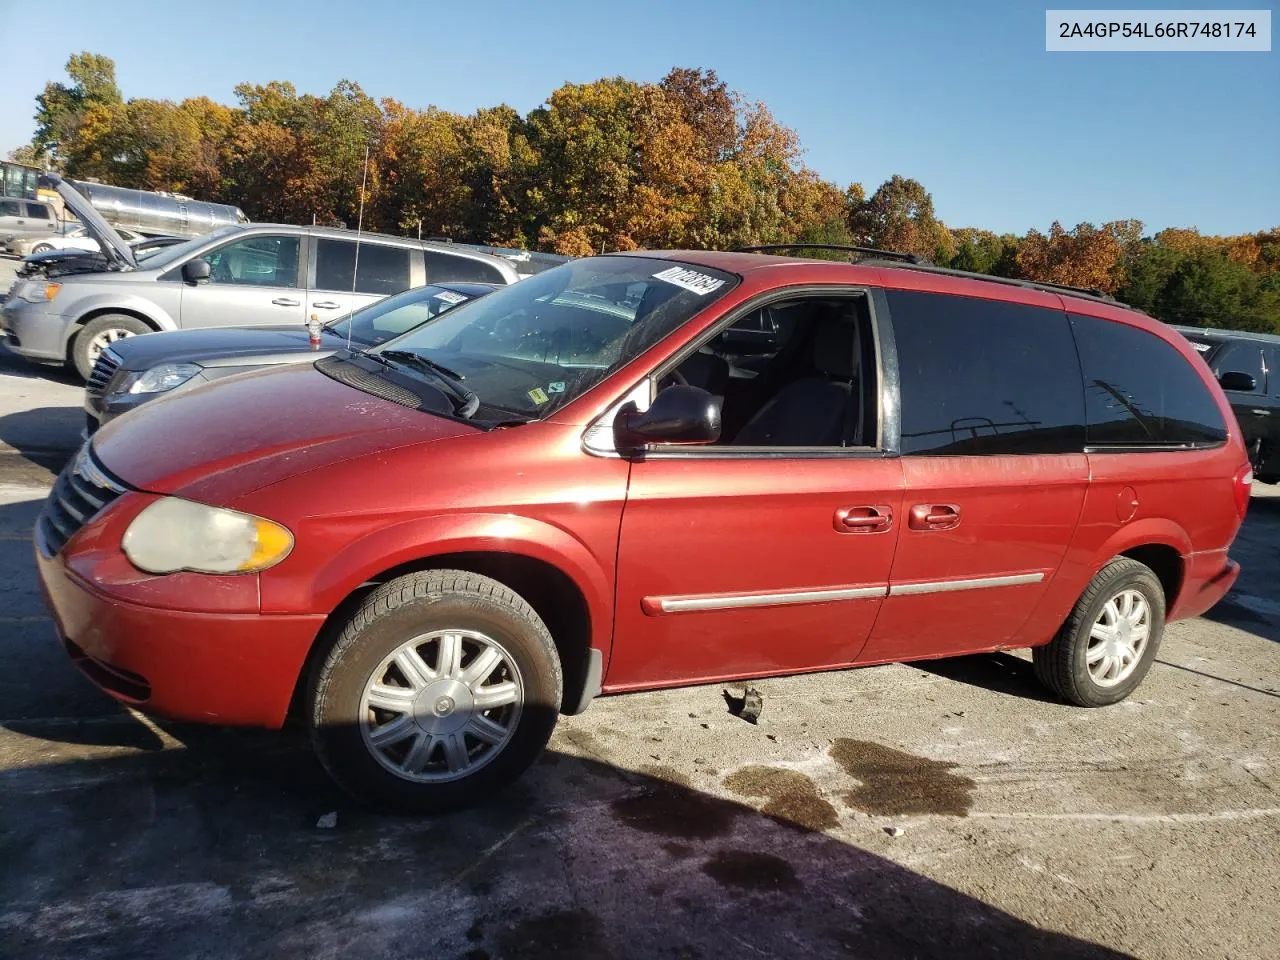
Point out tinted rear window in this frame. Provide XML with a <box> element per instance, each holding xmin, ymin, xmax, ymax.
<box><xmin>888</xmin><ymin>290</ymin><xmax>1085</xmax><ymax>455</ymax></box>
<box><xmin>24</xmin><ymin>203</ymin><xmax>52</xmax><ymax>220</ymax></box>
<box><xmin>1070</xmin><ymin>314</ymin><xmax>1227</xmax><ymax>448</ymax></box>
<box><xmin>425</xmin><ymin>250</ymin><xmax>506</xmax><ymax>284</ymax></box>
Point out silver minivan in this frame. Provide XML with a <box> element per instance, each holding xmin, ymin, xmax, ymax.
<box><xmin>2</xmin><ymin>176</ymin><xmax>522</xmax><ymax>377</ymax></box>
<box><xmin>0</xmin><ymin>197</ymin><xmax>61</xmax><ymax>243</ymax></box>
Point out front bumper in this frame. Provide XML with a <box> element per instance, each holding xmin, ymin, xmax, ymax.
<box><xmin>36</xmin><ymin>541</ymin><xmax>324</xmax><ymax>728</ymax></box>
<box><xmin>1</xmin><ymin>298</ymin><xmax>73</xmax><ymax>362</ymax></box>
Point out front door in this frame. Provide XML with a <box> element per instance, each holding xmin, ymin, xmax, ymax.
<box><xmin>858</xmin><ymin>289</ymin><xmax>1089</xmax><ymax>663</ymax></box>
<box><xmin>609</xmin><ymin>291</ymin><xmax>904</xmax><ymax>689</ymax></box>
<box><xmin>179</xmin><ymin>233</ymin><xmax>305</xmax><ymax>328</ymax></box>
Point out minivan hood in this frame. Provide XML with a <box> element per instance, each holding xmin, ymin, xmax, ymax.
<box><xmin>110</xmin><ymin>325</ymin><xmax>358</xmax><ymax>370</ymax></box>
<box><xmin>92</xmin><ymin>362</ymin><xmax>478</xmax><ymax>501</ymax></box>
<box><xmin>50</xmin><ymin>174</ymin><xmax>136</xmax><ymax>270</ymax></box>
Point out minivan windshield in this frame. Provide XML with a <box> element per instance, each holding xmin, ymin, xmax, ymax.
<box><xmin>373</xmin><ymin>256</ymin><xmax>738</xmax><ymax>417</ymax></box>
<box><xmin>140</xmin><ymin>225</ymin><xmax>243</xmax><ymax>271</ymax></box>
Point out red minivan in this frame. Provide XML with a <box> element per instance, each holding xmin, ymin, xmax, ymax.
<box><xmin>35</xmin><ymin>249</ymin><xmax>1250</xmax><ymax>810</ymax></box>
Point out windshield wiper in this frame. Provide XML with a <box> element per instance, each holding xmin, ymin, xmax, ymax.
<box><xmin>380</xmin><ymin>350</ymin><xmax>467</xmax><ymax>383</ymax></box>
<box><xmin>361</xmin><ymin>349</ymin><xmax>479</xmax><ymax>418</ymax></box>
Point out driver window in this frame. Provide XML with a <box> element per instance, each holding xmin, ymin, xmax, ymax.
<box><xmin>663</xmin><ymin>294</ymin><xmax>875</xmax><ymax>449</ymax></box>
<box><xmin>205</xmin><ymin>235</ymin><xmax>300</xmax><ymax>287</ymax></box>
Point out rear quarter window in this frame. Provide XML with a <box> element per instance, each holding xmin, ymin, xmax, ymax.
<box><xmin>425</xmin><ymin>250</ymin><xmax>507</xmax><ymax>284</ymax></box>
<box><xmin>24</xmin><ymin>203</ymin><xmax>53</xmax><ymax>221</ymax></box>
<box><xmin>1070</xmin><ymin>314</ymin><xmax>1227</xmax><ymax>448</ymax></box>
<box><xmin>888</xmin><ymin>290</ymin><xmax>1086</xmax><ymax>455</ymax></box>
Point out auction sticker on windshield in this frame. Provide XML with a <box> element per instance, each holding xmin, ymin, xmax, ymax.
<box><xmin>653</xmin><ymin>266</ymin><xmax>726</xmax><ymax>296</ymax></box>
<box><xmin>433</xmin><ymin>290</ymin><xmax>468</xmax><ymax>305</ymax></box>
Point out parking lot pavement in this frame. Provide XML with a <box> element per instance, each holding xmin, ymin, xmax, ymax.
<box><xmin>0</xmin><ymin>452</ymin><xmax>1277</xmax><ymax>958</ymax></box>
<box><xmin>1</xmin><ymin>256</ymin><xmax>86</xmax><ymax>458</ymax></box>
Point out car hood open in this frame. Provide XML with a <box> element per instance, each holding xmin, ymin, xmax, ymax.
<box><xmin>49</xmin><ymin>174</ymin><xmax>136</xmax><ymax>271</ymax></box>
<box><xmin>91</xmin><ymin>361</ymin><xmax>478</xmax><ymax>502</ymax></box>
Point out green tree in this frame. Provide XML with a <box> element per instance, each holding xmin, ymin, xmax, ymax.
<box><xmin>946</xmin><ymin>228</ymin><xmax>1020</xmax><ymax>276</ymax></box>
<box><xmin>1152</xmin><ymin>249</ymin><xmax>1280</xmax><ymax>332</ymax></box>
<box><xmin>849</xmin><ymin>175</ymin><xmax>949</xmax><ymax>260</ymax></box>
<box><xmin>33</xmin><ymin>52</ymin><xmax>123</xmax><ymax>166</ymax></box>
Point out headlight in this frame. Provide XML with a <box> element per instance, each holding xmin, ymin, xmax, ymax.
<box><xmin>12</xmin><ymin>280</ymin><xmax>61</xmax><ymax>304</ymax></box>
<box><xmin>125</xmin><ymin>363</ymin><xmax>201</xmax><ymax>395</ymax></box>
<box><xmin>121</xmin><ymin>497</ymin><xmax>294</xmax><ymax>575</ymax></box>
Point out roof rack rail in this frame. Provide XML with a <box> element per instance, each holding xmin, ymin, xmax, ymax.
<box><xmin>853</xmin><ymin>258</ymin><xmax>1120</xmax><ymax>305</ymax></box>
<box><xmin>734</xmin><ymin>243</ymin><xmax>927</xmax><ymax>265</ymax></box>
<box><xmin>733</xmin><ymin>243</ymin><xmax>1133</xmax><ymax>311</ymax></box>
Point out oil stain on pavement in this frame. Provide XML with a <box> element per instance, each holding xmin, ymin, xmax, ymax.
<box><xmin>701</xmin><ymin>849</ymin><xmax>799</xmax><ymax>892</ymax></box>
<box><xmin>830</xmin><ymin>739</ymin><xmax>974</xmax><ymax>817</ymax></box>
<box><xmin>723</xmin><ymin>765</ymin><xmax>839</xmax><ymax>831</ymax></box>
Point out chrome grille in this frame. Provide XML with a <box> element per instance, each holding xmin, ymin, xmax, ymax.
<box><xmin>85</xmin><ymin>348</ymin><xmax>122</xmax><ymax>402</ymax></box>
<box><xmin>37</xmin><ymin>444</ymin><xmax>129</xmax><ymax>556</ymax></box>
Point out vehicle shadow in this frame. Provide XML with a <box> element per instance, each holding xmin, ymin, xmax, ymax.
<box><xmin>0</xmin><ymin>407</ymin><xmax>82</xmax><ymax>471</ymax></box>
<box><xmin>0</xmin><ymin>714</ymin><xmax>1132</xmax><ymax>960</ymax></box>
<box><xmin>907</xmin><ymin>651</ymin><xmax>1062</xmax><ymax>703</ymax></box>
<box><xmin>0</xmin><ymin>342</ymin><xmax>80</xmax><ymax>386</ymax></box>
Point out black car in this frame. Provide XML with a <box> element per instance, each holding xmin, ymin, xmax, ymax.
<box><xmin>85</xmin><ymin>281</ymin><xmax>497</xmax><ymax>434</ymax></box>
<box><xmin>1174</xmin><ymin>325</ymin><xmax>1280</xmax><ymax>482</ymax></box>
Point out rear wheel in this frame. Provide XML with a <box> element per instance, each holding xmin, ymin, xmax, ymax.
<box><xmin>308</xmin><ymin>570</ymin><xmax>562</xmax><ymax>812</ymax></box>
<box><xmin>72</xmin><ymin>314</ymin><xmax>150</xmax><ymax>379</ymax></box>
<box><xmin>31</xmin><ymin>243</ymin><xmax>54</xmax><ymax>254</ymax></box>
<box><xmin>1033</xmin><ymin>557</ymin><xmax>1165</xmax><ymax>706</ymax></box>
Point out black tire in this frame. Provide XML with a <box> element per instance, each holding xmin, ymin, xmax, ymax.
<box><xmin>308</xmin><ymin>570</ymin><xmax>562</xmax><ymax>813</ymax></box>
<box><xmin>1033</xmin><ymin>557</ymin><xmax>1165</xmax><ymax>707</ymax></box>
<box><xmin>72</xmin><ymin>314</ymin><xmax>151</xmax><ymax>379</ymax></box>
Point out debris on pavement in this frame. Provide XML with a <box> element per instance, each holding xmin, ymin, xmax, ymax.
<box><xmin>316</xmin><ymin>811</ymin><xmax>338</xmax><ymax>829</ymax></box>
<box><xmin>724</xmin><ymin>686</ymin><xmax>763</xmax><ymax>724</ymax></box>
<box><xmin>884</xmin><ymin>826</ymin><xmax>905</xmax><ymax>838</ymax></box>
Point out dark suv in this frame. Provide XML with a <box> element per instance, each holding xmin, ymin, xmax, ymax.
<box><xmin>1173</xmin><ymin>325</ymin><xmax>1280</xmax><ymax>482</ymax></box>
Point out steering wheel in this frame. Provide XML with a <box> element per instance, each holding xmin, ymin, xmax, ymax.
<box><xmin>657</xmin><ymin>368</ymin><xmax>688</xmax><ymax>391</ymax></box>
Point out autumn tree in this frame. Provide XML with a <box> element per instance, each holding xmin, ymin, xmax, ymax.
<box><xmin>1015</xmin><ymin>221</ymin><xmax>1126</xmax><ymax>292</ymax></box>
<box><xmin>6</xmin><ymin>144</ymin><xmax>51</xmax><ymax>168</ymax></box>
<box><xmin>12</xmin><ymin>50</ymin><xmax>1277</xmax><ymax>323</ymax></box>
<box><xmin>849</xmin><ymin>175</ymin><xmax>950</xmax><ymax>260</ymax></box>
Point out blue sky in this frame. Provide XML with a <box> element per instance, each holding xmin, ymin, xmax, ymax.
<box><xmin>1</xmin><ymin>0</ymin><xmax>1275</xmax><ymax>235</ymax></box>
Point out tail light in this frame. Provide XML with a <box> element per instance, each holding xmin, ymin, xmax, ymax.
<box><xmin>1233</xmin><ymin>464</ymin><xmax>1253</xmax><ymax>519</ymax></box>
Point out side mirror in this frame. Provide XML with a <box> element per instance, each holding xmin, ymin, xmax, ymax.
<box><xmin>614</xmin><ymin>384</ymin><xmax>721</xmax><ymax>448</ymax></box>
<box><xmin>1219</xmin><ymin>371</ymin><xmax>1257</xmax><ymax>392</ymax></box>
<box><xmin>182</xmin><ymin>258</ymin><xmax>211</xmax><ymax>283</ymax></box>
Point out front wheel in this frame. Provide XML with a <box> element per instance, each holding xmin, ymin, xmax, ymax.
<box><xmin>308</xmin><ymin>570</ymin><xmax>562</xmax><ymax>812</ymax></box>
<box><xmin>31</xmin><ymin>243</ymin><xmax>54</xmax><ymax>255</ymax></box>
<box><xmin>1033</xmin><ymin>557</ymin><xmax>1165</xmax><ymax>706</ymax></box>
<box><xmin>72</xmin><ymin>314</ymin><xmax>150</xmax><ymax>379</ymax></box>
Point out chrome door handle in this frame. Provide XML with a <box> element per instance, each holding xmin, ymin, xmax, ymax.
<box><xmin>312</xmin><ymin>301</ymin><xmax>342</xmax><ymax>309</ymax></box>
<box><xmin>1251</xmin><ymin>409</ymin><xmax>1270</xmax><ymax>417</ymax></box>
<box><xmin>271</xmin><ymin>298</ymin><xmax>300</xmax><ymax>307</ymax></box>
